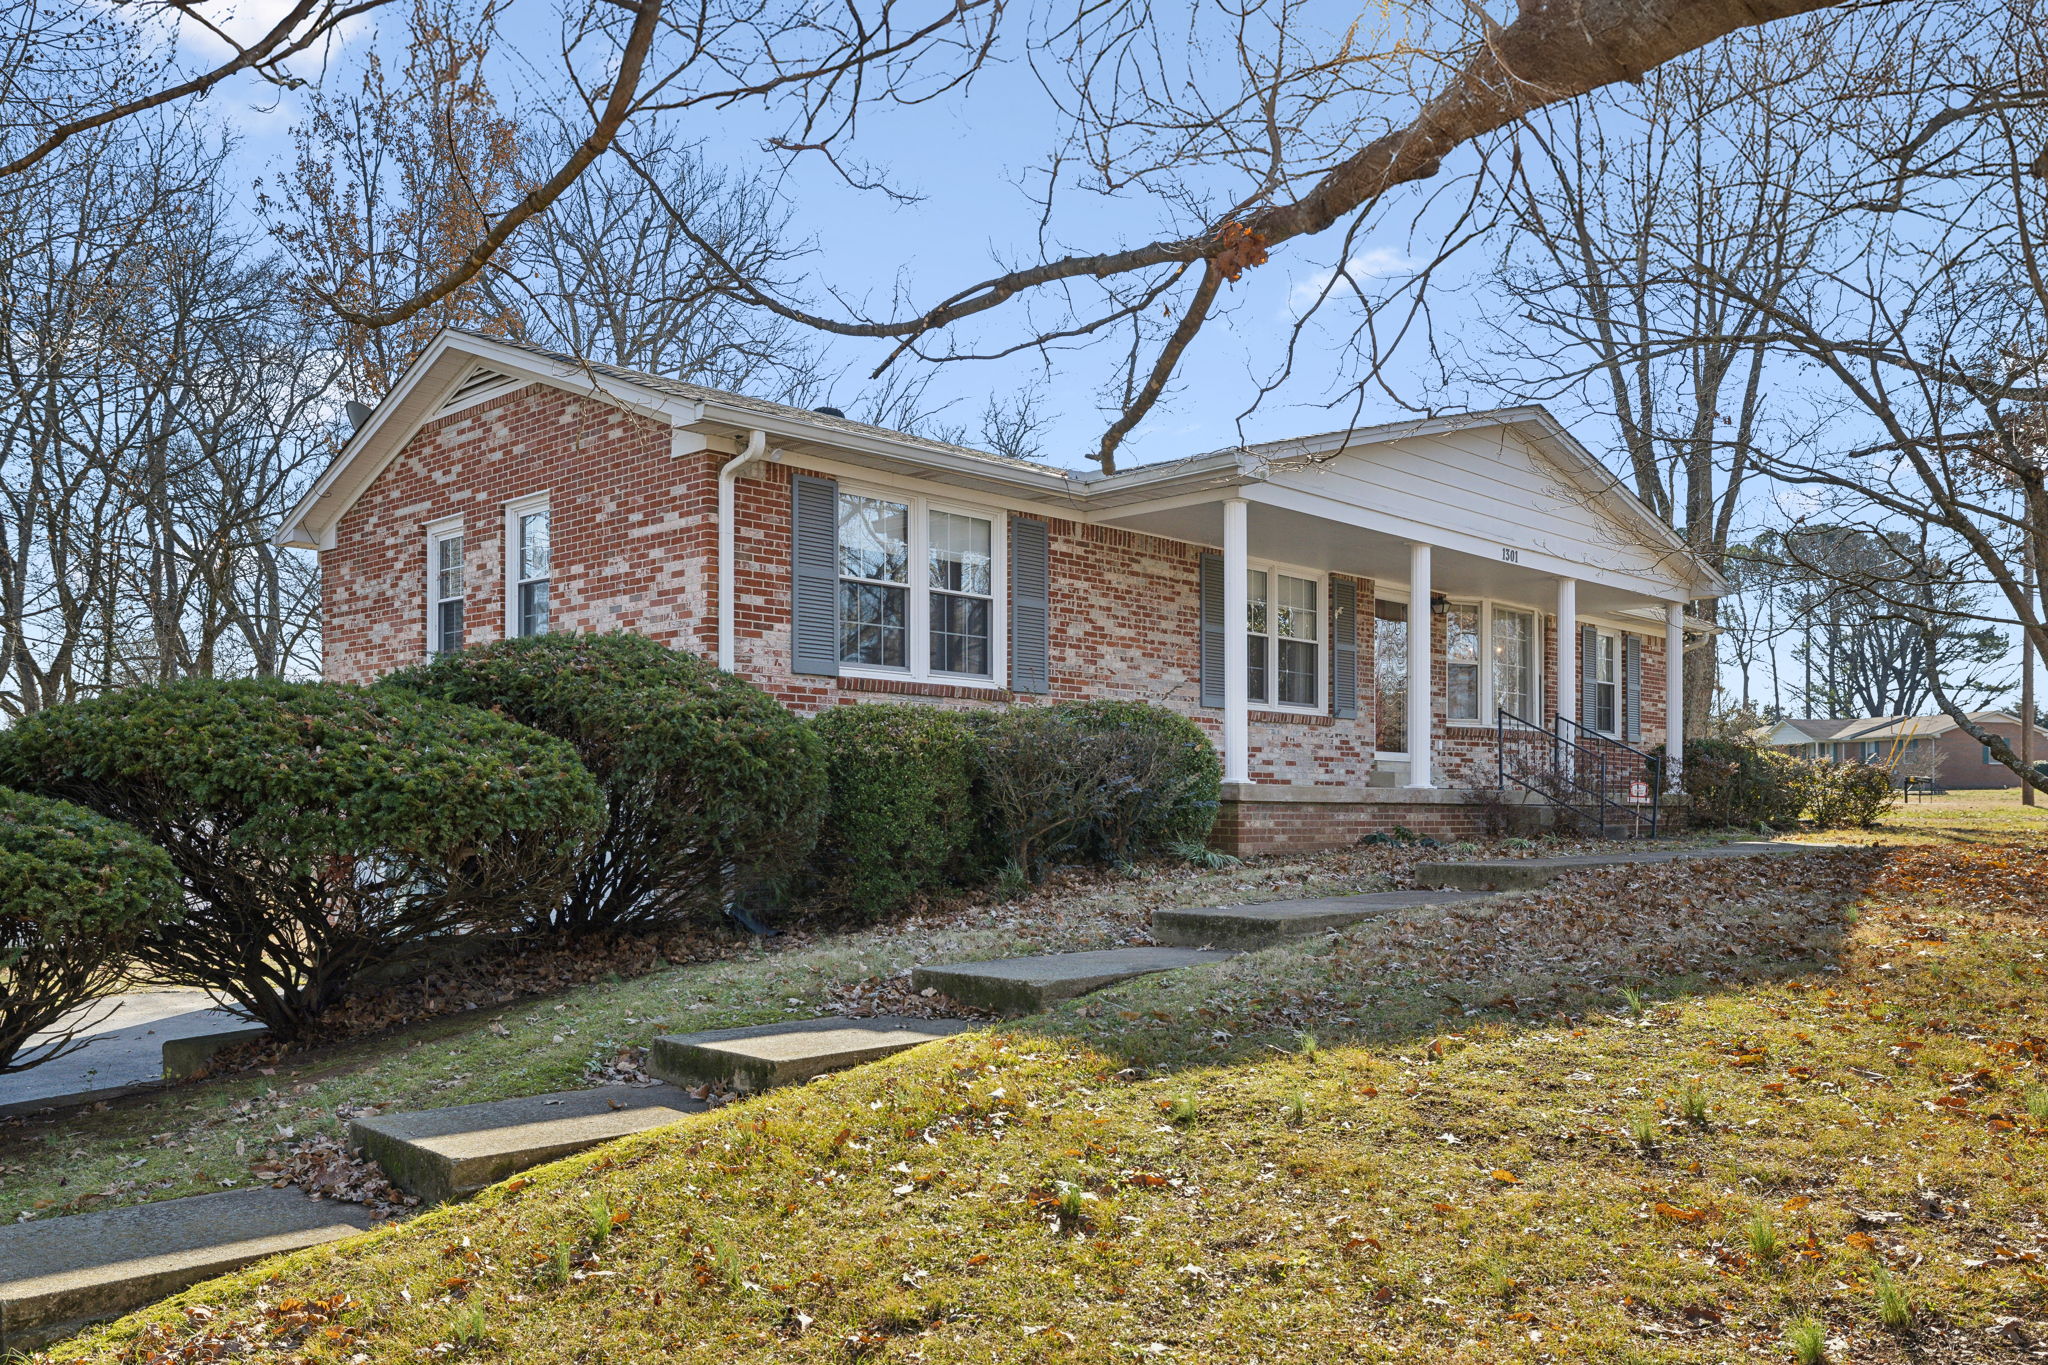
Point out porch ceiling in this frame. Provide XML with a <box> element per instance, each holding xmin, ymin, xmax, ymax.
<box><xmin>1094</xmin><ymin>497</ymin><xmax>1685</xmax><ymax>616</ymax></box>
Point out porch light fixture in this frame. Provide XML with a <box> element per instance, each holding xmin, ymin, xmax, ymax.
<box><xmin>1430</xmin><ymin>594</ymin><xmax>1450</xmax><ymax>615</ymax></box>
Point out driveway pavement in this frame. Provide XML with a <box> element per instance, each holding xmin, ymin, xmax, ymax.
<box><xmin>1</xmin><ymin>989</ymin><xmax>246</xmax><ymax>1114</ymax></box>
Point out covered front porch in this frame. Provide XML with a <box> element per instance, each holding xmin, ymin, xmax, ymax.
<box><xmin>1079</xmin><ymin>412</ymin><xmax>1720</xmax><ymax>849</ymax></box>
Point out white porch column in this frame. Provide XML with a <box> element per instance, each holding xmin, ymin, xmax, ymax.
<box><xmin>1406</xmin><ymin>541</ymin><xmax>1434</xmax><ymax>788</ymax></box>
<box><xmin>1221</xmin><ymin>498</ymin><xmax>1250</xmax><ymax>785</ymax></box>
<box><xmin>1664</xmin><ymin>601</ymin><xmax>1686</xmax><ymax>788</ymax></box>
<box><xmin>1554</xmin><ymin>576</ymin><xmax>1577</xmax><ymax>729</ymax></box>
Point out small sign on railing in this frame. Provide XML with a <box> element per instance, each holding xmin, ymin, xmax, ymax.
<box><xmin>1628</xmin><ymin>779</ymin><xmax>1650</xmax><ymax>803</ymax></box>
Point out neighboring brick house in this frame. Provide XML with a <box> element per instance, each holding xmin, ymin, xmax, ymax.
<box><xmin>1768</xmin><ymin>711</ymin><xmax>2048</xmax><ymax>789</ymax></box>
<box><xmin>280</xmin><ymin>331</ymin><xmax>1724</xmax><ymax>852</ymax></box>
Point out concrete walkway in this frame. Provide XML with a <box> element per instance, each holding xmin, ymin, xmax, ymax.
<box><xmin>1411</xmin><ymin>839</ymin><xmax>1849</xmax><ymax>892</ymax></box>
<box><xmin>0</xmin><ymin>988</ymin><xmax>248</xmax><ymax>1116</ymax></box>
<box><xmin>0</xmin><ymin>1188</ymin><xmax>374</xmax><ymax>1352</ymax></box>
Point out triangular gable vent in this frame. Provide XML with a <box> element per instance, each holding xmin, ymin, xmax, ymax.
<box><xmin>441</xmin><ymin>365</ymin><xmax>519</xmax><ymax>411</ymax></box>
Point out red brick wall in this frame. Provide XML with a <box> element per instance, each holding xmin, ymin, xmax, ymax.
<box><xmin>323</xmin><ymin>384</ymin><xmax>1671</xmax><ymax>791</ymax></box>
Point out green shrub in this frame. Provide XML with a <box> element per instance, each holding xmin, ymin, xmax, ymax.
<box><xmin>0</xmin><ymin>788</ymin><xmax>182</xmax><ymax>1073</ymax></box>
<box><xmin>1053</xmin><ymin>700</ymin><xmax>1221</xmax><ymax>860</ymax></box>
<box><xmin>0</xmin><ymin>679</ymin><xmax>604</xmax><ymax>1040</ymax></box>
<box><xmin>387</xmin><ymin>633</ymin><xmax>826</xmax><ymax>934</ymax></box>
<box><xmin>970</xmin><ymin>706</ymin><xmax>1102</xmax><ymax>880</ymax></box>
<box><xmin>809</xmin><ymin>703</ymin><xmax>982</xmax><ymax>918</ymax></box>
<box><xmin>1681</xmin><ymin>738</ymin><xmax>1808</xmax><ymax>828</ymax></box>
<box><xmin>1804</xmin><ymin>760</ymin><xmax>1899</xmax><ymax>829</ymax></box>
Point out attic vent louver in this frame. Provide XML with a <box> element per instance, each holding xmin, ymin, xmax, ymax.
<box><xmin>441</xmin><ymin>365</ymin><xmax>518</xmax><ymax>411</ymax></box>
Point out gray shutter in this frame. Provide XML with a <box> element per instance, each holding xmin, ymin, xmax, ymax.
<box><xmin>1198</xmin><ymin>552</ymin><xmax>1225</xmax><ymax>708</ymax></box>
<box><xmin>1009</xmin><ymin>515</ymin><xmax>1050</xmax><ymax>694</ymax></box>
<box><xmin>1579</xmin><ymin>623</ymin><xmax>1598</xmax><ymax>729</ymax></box>
<box><xmin>1329</xmin><ymin>577</ymin><xmax>1358</xmax><ymax>719</ymax></box>
<box><xmin>789</xmin><ymin>473</ymin><xmax>840</xmax><ymax>677</ymax></box>
<box><xmin>1623</xmin><ymin>633</ymin><xmax>1642</xmax><ymax>743</ymax></box>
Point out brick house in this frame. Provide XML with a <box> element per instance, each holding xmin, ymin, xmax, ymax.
<box><xmin>1768</xmin><ymin>711</ymin><xmax>2048</xmax><ymax>789</ymax></box>
<box><xmin>279</xmin><ymin>331</ymin><xmax>1725</xmax><ymax>852</ymax></box>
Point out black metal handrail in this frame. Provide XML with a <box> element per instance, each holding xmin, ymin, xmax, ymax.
<box><xmin>1495</xmin><ymin>709</ymin><xmax>1661</xmax><ymax>839</ymax></box>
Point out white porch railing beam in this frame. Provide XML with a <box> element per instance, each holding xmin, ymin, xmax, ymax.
<box><xmin>1222</xmin><ymin>498</ymin><xmax>1250</xmax><ymax>785</ymax></box>
<box><xmin>1554</xmin><ymin>576</ymin><xmax>1577</xmax><ymax>729</ymax></box>
<box><xmin>1406</xmin><ymin>541</ymin><xmax>1434</xmax><ymax>788</ymax></box>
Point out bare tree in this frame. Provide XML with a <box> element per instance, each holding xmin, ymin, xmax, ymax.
<box><xmin>1474</xmin><ymin>20</ymin><xmax>1843</xmax><ymax>736</ymax></box>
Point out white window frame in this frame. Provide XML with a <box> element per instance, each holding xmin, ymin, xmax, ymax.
<box><xmin>424</xmin><ymin>516</ymin><xmax>465</xmax><ymax>659</ymax></box>
<box><xmin>1444</xmin><ymin>597</ymin><xmax>1549</xmax><ymax>729</ymax></box>
<box><xmin>1590</xmin><ymin>626</ymin><xmax>1621</xmax><ymax>737</ymax></box>
<box><xmin>835</xmin><ymin>482</ymin><xmax>1008</xmax><ymax>686</ymax></box>
<box><xmin>1245</xmin><ymin>558</ymin><xmax>1324</xmax><ymax>715</ymax></box>
<box><xmin>504</xmin><ymin>493</ymin><xmax>551</xmax><ymax>640</ymax></box>
<box><xmin>1372</xmin><ymin>588</ymin><xmax>1410</xmax><ymax>759</ymax></box>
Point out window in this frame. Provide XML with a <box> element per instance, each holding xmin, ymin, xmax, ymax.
<box><xmin>427</xmin><ymin>524</ymin><xmax>464</xmax><ymax>656</ymax></box>
<box><xmin>1245</xmin><ymin>565</ymin><xmax>1319</xmax><ymax>709</ymax></box>
<box><xmin>1446</xmin><ymin>602</ymin><xmax>1481</xmax><ymax>720</ymax></box>
<box><xmin>928</xmin><ymin>510</ymin><xmax>993</xmax><ymax>675</ymax></box>
<box><xmin>1446</xmin><ymin>600</ymin><xmax>1549</xmax><ymax>726</ymax></box>
<box><xmin>1374</xmin><ymin>599</ymin><xmax>1408</xmax><ymax>754</ymax></box>
<box><xmin>1492</xmin><ymin>607</ymin><xmax>1535</xmax><ymax>720</ymax></box>
<box><xmin>838</xmin><ymin>494</ymin><xmax>908</xmax><ymax>667</ymax></box>
<box><xmin>510</xmin><ymin>503</ymin><xmax>550</xmax><ymax>637</ymax></box>
<box><xmin>837</xmin><ymin>490</ymin><xmax>999</xmax><ymax>679</ymax></box>
<box><xmin>1593</xmin><ymin>630</ymin><xmax>1619</xmax><ymax>733</ymax></box>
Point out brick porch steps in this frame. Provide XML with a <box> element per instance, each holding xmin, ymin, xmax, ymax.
<box><xmin>1152</xmin><ymin>889</ymin><xmax>1492</xmax><ymax>950</ymax></box>
<box><xmin>1412</xmin><ymin>840</ymin><xmax>1850</xmax><ymax>893</ymax></box>
<box><xmin>0</xmin><ymin>1187</ymin><xmax>376</xmax><ymax>1352</ymax></box>
<box><xmin>349</xmin><ymin>1085</ymin><xmax>705</xmax><ymax>1204</ymax></box>
<box><xmin>648</xmin><ymin>1016</ymin><xmax>979</xmax><ymax>1093</ymax></box>
<box><xmin>912</xmin><ymin>947</ymin><xmax>1235</xmax><ymax>1016</ymax></box>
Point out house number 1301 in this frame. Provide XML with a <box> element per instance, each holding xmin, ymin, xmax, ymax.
<box><xmin>1500</xmin><ymin>547</ymin><xmax>1520</xmax><ymax>563</ymax></box>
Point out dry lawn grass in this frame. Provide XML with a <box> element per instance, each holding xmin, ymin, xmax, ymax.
<box><xmin>37</xmin><ymin>835</ymin><xmax>2048</xmax><ymax>1364</ymax></box>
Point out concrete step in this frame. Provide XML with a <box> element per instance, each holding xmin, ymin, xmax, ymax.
<box><xmin>0</xmin><ymin>1187</ymin><xmax>374</xmax><ymax>1352</ymax></box>
<box><xmin>1411</xmin><ymin>840</ymin><xmax>1847</xmax><ymax>892</ymax></box>
<box><xmin>349</xmin><ymin>1085</ymin><xmax>704</xmax><ymax>1204</ymax></box>
<box><xmin>1152</xmin><ymin>888</ymin><xmax>1492</xmax><ymax>949</ymax></box>
<box><xmin>163</xmin><ymin>1024</ymin><xmax>270</xmax><ymax>1079</ymax></box>
<box><xmin>649</xmin><ymin>1015</ymin><xmax>978</xmax><ymax>1093</ymax></box>
<box><xmin>912</xmin><ymin>947</ymin><xmax>1234</xmax><ymax>1016</ymax></box>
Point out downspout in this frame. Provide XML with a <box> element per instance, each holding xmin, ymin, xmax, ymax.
<box><xmin>717</xmin><ymin>429</ymin><xmax>769</xmax><ymax>672</ymax></box>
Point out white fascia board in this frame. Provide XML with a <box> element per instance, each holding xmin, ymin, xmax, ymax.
<box><xmin>1241</xmin><ymin>480</ymin><xmax>1695</xmax><ymax>603</ymax></box>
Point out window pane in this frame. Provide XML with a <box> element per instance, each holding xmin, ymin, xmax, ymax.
<box><xmin>518</xmin><ymin>579</ymin><xmax>549</xmax><ymax>637</ymax></box>
<box><xmin>1446</xmin><ymin>603</ymin><xmax>1480</xmax><ymax>662</ymax></box>
<box><xmin>928</xmin><ymin>511</ymin><xmax>992</xmax><ymax>595</ymax></box>
<box><xmin>1276</xmin><ymin>574</ymin><xmax>1318</xmax><ymax>641</ymax></box>
<box><xmin>930</xmin><ymin>593</ymin><xmax>990</xmax><ymax>675</ymax></box>
<box><xmin>436</xmin><ymin>535</ymin><xmax>464</xmax><ymax>599</ymax></box>
<box><xmin>839</xmin><ymin>581</ymin><xmax>906</xmax><ymax>666</ymax></box>
<box><xmin>435</xmin><ymin>599</ymin><xmax>465</xmax><ymax>655</ymax></box>
<box><xmin>838</xmin><ymin>495</ymin><xmax>908</xmax><ymax>582</ymax></box>
<box><xmin>1279</xmin><ymin>638</ymin><xmax>1317</xmax><ymax>706</ymax></box>
<box><xmin>1247</xmin><ymin>634</ymin><xmax>1267</xmax><ymax>704</ymax></box>
<box><xmin>1596</xmin><ymin>681</ymin><xmax>1617</xmax><ymax>733</ymax></box>
<box><xmin>1596</xmin><ymin>634</ymin><xmax>1617</xmax><ymax>683</ymax></box>
<box><xmin>1449</xmin><ymin>663</ymin><xmax>1479</xmax><ymax>720</ymax></box>
<box><xmin>1245</xmin><ymin>570</ymin><xmax>1268</xmax><ymax>635</ymax></box>
<box><xmin>1493</xmin><ymin>608</ymin><xmax>1534</xmax><ymax>719</ymax></box>
<box><xmin>518</xmin><ymin>511</ymin><xmax>550</xmax><ymax>581</ymax></box>
<box><xmin>1374</xmin><ymin>600</ymin><xmax>1407</xmax><ymax>753</ymax></box>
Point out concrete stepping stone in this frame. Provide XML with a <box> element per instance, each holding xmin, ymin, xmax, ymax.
<box><xmin>1153</xmin><ymin>889</ymin><xmax>1492</xmax><ymax>949</ymax></box>
<box><xmin>349</xmin><ymin>1084</ymin><xmax>704</xmax><ymax>1204</ymax></box>
<box><xmin>0</xmin><ymin>1186</ymin><xmax>374</xmax><ymax>1351</ymax></box>
<box><xmin>649</xmin><ymin>1015</ymin><xmax>979</xmax><ymax>1093</ymax></box>
<box><xmin>1412</xmin><ymin>841</ymin><xmax>1846</xmax><ymax>892</ymax></box>
<box><xmin>912</xmin><ymin>947</ymin><xmax>1234</xmax><ymax>1016</ymax></box>
<box><xmin>162</xmin><ymin>1024</ymin><xmax>270</xmax><ymax>1079</ymax></box>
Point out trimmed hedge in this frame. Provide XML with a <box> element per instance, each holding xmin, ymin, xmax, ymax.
<box><xmin>0</xmin><ymin>679</ymin><xmax>604</xmax><ymax>1040</ymax></box>
<box><xmin>0</xmin><ymin>788</ymin><xmax>182</xmax><ymax>1074</ymax></box>
<box><xmin>809</xmin><ymin>704</ymin><xmax>982</xmax><ymax>919</ymax></box>
<box><xmin>387</xmin><ymin>633</ymin><xmax>826</xmax><ymax>934</ymax></box>
<box><xmin>1804</xmin><ymin>760</ymin><xmax>1899</xmax><ymax>829</ymax></box>
<box><xmin>1053</xmin><ymin>700</ymin><xmax>1221</xmax><ymax>860</ymax></box>
<box><xmin>1681</xmin><ymin>738</ymin><xmax>1809</xmax><ymax>829</ymax></box>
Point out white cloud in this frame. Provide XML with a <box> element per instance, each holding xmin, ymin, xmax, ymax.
<box><xmin>1285</xmin><ymin>247</ymin><xmax>1418</xmax><ymax>316</ymax></box>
